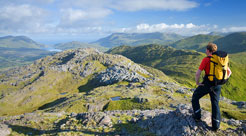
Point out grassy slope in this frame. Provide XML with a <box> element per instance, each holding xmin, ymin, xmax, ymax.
<box><xmin>214</xmin><ymin>32</ymin><xmax>246</xmax><ymax>53</ymax></box>
<box><xmin>222</xmin><ymin>52</ymin><xmax>246</xmax><ymax>100</ymax></box>
<box><xmin>170</xmin><ymin>34</ymin><xmax>221</xmax><ymax>51</ymax></box>
<box><xmin>108</xmin><ymin>44</ymin><xmax>246</xmax><ymax>101</ymax></box>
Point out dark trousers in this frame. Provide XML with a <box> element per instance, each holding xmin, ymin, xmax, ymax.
<box><xmin>192</xmin><ymin>78</ymin><xmax>222</xmax><ymax>129</ymax></box>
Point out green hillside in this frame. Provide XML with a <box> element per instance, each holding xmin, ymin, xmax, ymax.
<box><xmin>92</xmin><ymin>32</ymin><xmax>184</xmax><ymax>48</ymax></box>
<box><xmin>214</xmin><ymin>32</ymin><xmax>246</xmax><ymax>53</ymax></box>
<box><xmin>170</xmin><ymin>34</ymin><xmax>221</xmax><ymax>51</ymax></box>
<box><xmin>108</xmin><ymin>44</ymin><xmax>246</xmax><ymax>101</ymax></box>
<box><xmin>53</xmin><ymin>41</ymin><xmax>108</xmax><ymax>52</ymax></box>
<box><xmin>224</xmin><ymin>52</ymin><xmax>246</xmax><ymax>100</ymax></box>
<box><xmin>0</xmin><ymin>47</ymin><xmax>54</xmax><ymax>71</ymax></box>
<box><xmin>0</xmin><ymin>36</ymin><xmax>46</xmax><ymax>48</ymax></box>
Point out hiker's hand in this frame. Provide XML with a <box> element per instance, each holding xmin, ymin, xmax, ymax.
<box><xmin>196</xmin><ymin>83</ymin><xmax>204</xmax><ymax>86</ymax></box>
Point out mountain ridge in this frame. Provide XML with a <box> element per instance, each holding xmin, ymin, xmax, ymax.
<box><xmin>169</xmin><ymin>34</ymin><xmax>222</xmax><ymax>51</ymax></box>
<box><xmin>92</xmin><ymin>32</ymin><xmax>184</xmax><ymax>48</ymax></box>
<box><xmin>214</xmin><ymin>32</ymin><xmax>246</xmax><ymax>53</ymax></box>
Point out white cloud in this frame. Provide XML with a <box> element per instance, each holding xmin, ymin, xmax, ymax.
<box><xmin>0</xmin><ymin>4</ymin><xmax>48</xmax><ymax>33</ymax></box>
<box><xmin>60</xmin><ymin>8</ymin><xmax>112</xmax><ymax>23</ymax></box>
<box><xmin>110</xmin><ymin>0</ymin><xmax>199</xmax><ymax>11</ymax></box>
<box><xmin>186</xmin><ymin>23</ymin><xmax>196</xmax><ymax>28</ymax></box>
<box><xmin>119</xmin><ymin>23</ymin><xmax>216</xmax><ymax>36</ymax></box>
<box><xmin>61</xmin><ymin>0</ymin><xmax>198</xmax><ymax>12</ymax></box>
<box><xmin>58</xmin><ymin>8</ymin><xmax>112</xmax><ymax>29</ymax></box>
<box><xmin>222</xmin><ymin>26</ymin><xmax>246</xmax><ymax>33</ymax></box>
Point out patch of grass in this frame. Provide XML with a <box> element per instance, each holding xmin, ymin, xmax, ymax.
<box><xmin>220</xmin><ymin>122</ymin><xmax>237</xmax><ymax>130</ymax></box>
<box><xmin>136</xmin><ymin>71</ymin><xmax>150</xmax><ymax>78</ymax></box>
<box><xmin>65</xmin><ymin>100</ymin><xmax>87</xmax><ymax>113</ymax></box>
<box><xmin>116</xmin><ymin>81</ymin><xmax>129</xmax><ymax>86</ymax></box>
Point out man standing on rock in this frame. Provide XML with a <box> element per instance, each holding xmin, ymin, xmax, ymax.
<box><xmin>191</xmin><ymin>42</ymin><xmax>231</xmax><ymax>131</ymax></box>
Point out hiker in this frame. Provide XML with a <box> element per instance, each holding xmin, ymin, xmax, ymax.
<box><xmin>191</xmin><ymin>42</ymin><xmax>231</xmax><ymax>131</ymax></box>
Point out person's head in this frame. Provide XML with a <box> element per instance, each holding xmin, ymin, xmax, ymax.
<box><xmin>206</xmin><ymin>42</ymin><xmax>217</xmax><ymax>55</ymax></box>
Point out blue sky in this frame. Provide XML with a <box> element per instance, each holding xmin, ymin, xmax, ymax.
<box><xmin>0</xmin><ymin>0</ymin><xmax>245</xmax><ymax>44</ymax></box>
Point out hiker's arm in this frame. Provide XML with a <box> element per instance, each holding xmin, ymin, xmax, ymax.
<box><xmin>227</xmin><ymin>67</ymin><xmax>232</xmax><ymax>77</ymax></box>
<box><xmin>195</xmin><ymin>69</ymin><xmax>204</xmax><ymax>86</ymax></box>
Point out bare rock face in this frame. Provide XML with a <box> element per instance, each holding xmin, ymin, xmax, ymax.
<box><xmin>0</xmin><ymin>123</ymin><xmax>11</xmax><ymax>136</ymax></box>
<box><xmin>95</xmin><ymin>65</ymin><xmax>147</xmax><ymax>86</ymax></box>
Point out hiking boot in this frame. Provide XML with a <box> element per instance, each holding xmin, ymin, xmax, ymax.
<box><xmin>211</xmin><ymin>127</ymin><xmax>219</xmax><ymax>132</ymax></box>
<box><xmin>208</xmin><ymin>126</ymin><xmax>219</xmax><ymax>132</ymax></box>
<box><xmin>192</xmin><ymin>114</ymin><xmax>201</xmax><ymax>122</ymax></box>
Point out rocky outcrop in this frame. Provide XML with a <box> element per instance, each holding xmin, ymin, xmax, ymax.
<box><xmin>1</xmin><ymin>105</ymin><xmax>245</xmax><ymax>135</ymax></box>
<box><xmin>95</xmin><ymin>65</ymin><xmax>147</xmax><ymax>86</ymax></box>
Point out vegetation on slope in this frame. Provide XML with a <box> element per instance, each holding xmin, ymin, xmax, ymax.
<box><xmin>170</xmin><ymin>34</ymin><xmax>221</xmax><ymax>51</ymax></box>
<box><xmin>214</xmin><ymin>32</ymin><xmax>246</xmax><ymax>53</ymax></box>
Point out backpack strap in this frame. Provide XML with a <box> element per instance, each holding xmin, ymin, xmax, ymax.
<box><xmin>207</xmin><ymin>56</ymin><xmax>214</xmax><ymax>77</ymax></box>
<box><xmin>208</xmin><ymin>56</ymin><xmax>218</xmax><ymax>85</ymax></box>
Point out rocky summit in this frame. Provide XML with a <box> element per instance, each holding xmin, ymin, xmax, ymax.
<box><xmin>0</xmin><ymin>48</ymin><xmax>245</xmax><ymax>135</ymax></box>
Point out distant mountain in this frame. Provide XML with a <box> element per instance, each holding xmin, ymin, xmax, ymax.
<box><xmin>214</xmin><ymin>32</ymin><xmax>246</xmax><ymax>53</ymax></box>
<box><xmin>92</xmin><ymin>32</ymin><xmax>184</xmax><ymax>48</ymax></box>
<box><xmin>108</xmin><ymin>44</ymin><xmax>246</xmax><ymax>101</ymax></box>
<box><xmin>208</xmin><ymin>32</ymin><xmax>231</xmax><ymax>36</ymax></box>
<box><xmin>53</xmin><ymin>41</ymin><xmax>108</xmax><ymax>52</ymax></box>
<box><xmin>0</xmin><ymin>35</ymin><xmax>46</xmax><ymax>48</ymax></box>
<box><xmin>169</xmin><ymin>34</ymin><xmax>222</xmax><ymax>51</ymax></box>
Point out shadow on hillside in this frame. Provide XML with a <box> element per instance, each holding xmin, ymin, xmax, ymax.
<box><xmin>77</xmin><ymin>79</ymin><xmax>100</xmax><ymax>94</ymax></box>
<box><xmin>38</xmin><ymin>97</ymin><xmax>69</xmax><ymax>110</ymax></box>
<box><xmin>57</xmin><ymin>52</ymin><xmax>75</xmax><ymax>65</ymax></box>
<box><xmin>8</xmin><ymin>110</ymin><xmax>213</xmax><ymax>135</ymax></box>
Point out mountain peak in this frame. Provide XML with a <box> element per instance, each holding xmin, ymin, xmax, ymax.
<box><xmin>0</xmin><ymin>35</ymin><xmax>45</xmax><ymax>48</ymax></box>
